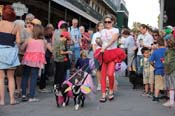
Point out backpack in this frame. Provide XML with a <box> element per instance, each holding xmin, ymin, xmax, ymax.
<box><xmin>52</xmin><ymin>29</ymin><xmax>61</xmax><ymax>61</ymax></box>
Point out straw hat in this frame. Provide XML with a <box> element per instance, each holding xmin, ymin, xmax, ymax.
<box><xmin>31</xmin><ymin>18</ymin><xmax>42</xmax><ymax>25</ymax></box>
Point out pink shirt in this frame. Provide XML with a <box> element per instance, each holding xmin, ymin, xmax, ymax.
<box><xmin>22</xmin><ymin>39</ymin><xmax>46</xmax><ymax>68</ymax></box>
<box><xmin>25</xmin><ymin>39</ymin><xmax>45</xmax><ymax>53</ymax></box>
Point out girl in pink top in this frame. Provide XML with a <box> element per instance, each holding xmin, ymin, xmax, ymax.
<box><xmin>21</xmin><ymin>25</ymin><xmax>46</xmax><ymax>102</ymax></box>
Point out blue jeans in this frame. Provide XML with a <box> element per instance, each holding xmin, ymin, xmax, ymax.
<box><xmin>21</xmin><ymin>65</ymin><xmax>39</xmax><ymax>98</ymax></box>
<box><xmin>73</xmin><ymin>47</ymin><xmax>80</xmax><ymax>63</ymax></box>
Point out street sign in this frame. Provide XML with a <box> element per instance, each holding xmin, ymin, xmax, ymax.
<box><xmin>12</xmin><ymin>2</ymin><xmax>28</xmax><ymax>17</ymax></box>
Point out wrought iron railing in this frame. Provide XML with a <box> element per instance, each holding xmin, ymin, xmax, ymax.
<box><xmin>66</xmin><ymin>0</ymin><xmax>103</xmax><ymax>20</ymax></box>
<box><xmin>103</xmin><ymin>0</ymin><xmax>118</xmax><ymax>12</ymax></box>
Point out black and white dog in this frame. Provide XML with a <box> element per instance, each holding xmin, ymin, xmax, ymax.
<box><xmin>53</xmin><ymin>71</ymin><xmax>85</xmax><ymax>108</ymax></box>
<box><xmin>53</xmin><ymin>84</ymin><xmax>70</xmax><ymax>107</ymax></box>
<box><xmin>72</xmin><ymin>84</ymin><xmax>86</xmax><ymax>110</ymax></box>
<box><xmin>70</xmin><ymin>71</ymin><xmax>92</xmax><ymax>110</ymax></box>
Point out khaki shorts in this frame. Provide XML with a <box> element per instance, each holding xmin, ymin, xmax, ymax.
<box><xmin>155</xmin><ymin>75</ymin><xmax>164</xmax><ymax>90</ymax></box>
<box><xmin>143</xmin><ymin>71</ymin><xmax>154</xmax><ymax>84</ymax></box>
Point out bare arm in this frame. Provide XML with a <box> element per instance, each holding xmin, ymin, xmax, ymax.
<box><xmin>92</xmin><ymin>44</ymin><xmax>97</xmax><ymax>51</ymax></box>
<box><xmin>20</xmin><ymin>38</ymin><xmax>30</xmax><ymax>51</ymax></box>
<box><xmin>60</xmin><ymin>50</ymin><xmax>72</xmax><ymax>55</ymax></box>
<box><xmin>15</xmin><ymin>25</ymin><xmax>21</xmax><ymax>44</ymax></box>
<box><xmin>47</xmin><ymin>42</ymin><xmax>53</xmax><ymax>52</ymax></box>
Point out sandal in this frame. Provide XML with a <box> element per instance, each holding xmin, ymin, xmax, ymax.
<box><xmin>10</xmin><ymin>100</ymin><xmax>20</xmax><ymax>105</ymax></box>
<box><xmin>99</xmin><ymin>97</ymin><xmax>107</xmax><ymax>103</ymax></box>
<box><xmin>108</xmin><ymin>93</ymin><xmax>114</xmax><ymax>101</ymax></box>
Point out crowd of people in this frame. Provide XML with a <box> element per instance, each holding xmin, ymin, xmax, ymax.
<box><xmin>0</xmin><ymin>5</ymin><xmax>175</xmax><ymax>109</ymax></box>
<box><xmin>120</xmin><ymin>24</ymin><xmax>175</xmax><ymax>108</ymax></box>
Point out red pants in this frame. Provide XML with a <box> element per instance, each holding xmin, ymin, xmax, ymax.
<box><xmin>101</xmin><ymin>61</ymin><xmax>115</xmax><ymax>93</ymax></box>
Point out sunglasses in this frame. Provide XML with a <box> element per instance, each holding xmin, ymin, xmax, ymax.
<box><xmin>104</xmin><ymin>21</ymin><xmax>112</xmax><ymax>24</ymax></box>
<box><xmin>153</xmin><ymin>34</ymin><xmax>158</xmax><ymax>36</ymax></box>
<box><xmin>25</xmin><ymin>25</ymin><xmax>32</xmax><ymax>28</ymax></box>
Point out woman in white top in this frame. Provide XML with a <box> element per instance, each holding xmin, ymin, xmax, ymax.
<box><xmin>91</xmin><ymin>21</ymin><xmax>104</xmax><ymax>90</ymax></box>
<box><xmin>94</xmin><ymin>14</ymin><xmax>126</xmax><ymax>102</ymax></box>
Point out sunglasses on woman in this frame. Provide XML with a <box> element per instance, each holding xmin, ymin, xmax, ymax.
<box><xmin>104</xmin><ymin>21</ymin><xmax>112</xmax><ymax>24</ymax></box>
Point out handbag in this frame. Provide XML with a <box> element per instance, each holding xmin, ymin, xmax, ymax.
<box><xmin>0</xmin><ymin>45</ymin><xmax>19</xmax><ymax>65</ymax></box>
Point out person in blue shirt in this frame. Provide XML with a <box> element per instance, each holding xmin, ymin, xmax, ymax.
<box><xmin>150</xmin><ymin>39</ymin><xmax>167</xmax><ymax>102</ymax></box>
<box><xmin>68</xmin><ymin>18</ymin><xmax>81</xmax><ymax>63</ymax></box>
<box><xmin>75</xmin><ymin>50</ymin><xmax>91</xmax><ymax>74</ymax></box>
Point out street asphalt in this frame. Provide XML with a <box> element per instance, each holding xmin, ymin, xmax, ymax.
<box><xmin>0</xmin><ymin>76</ymin><xmax>174</xmax><ymax>116</ymax></box>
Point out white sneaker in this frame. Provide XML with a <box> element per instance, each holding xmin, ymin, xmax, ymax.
<box><xmin>75</xmin><ymin>104</ymin><xmax>80</xmax><ymax>110</ymax></box>
<box><xmin>28</xmin><ymin>98</ymin><xmax>39</xmax><ymax>102</ymax></box>
<box><xmin>141</xmin><ymin>92</ymin><xmax>149</xmax><ymax>97</ymax></box>
<box><xmin>163</xmin><ymin>101</ymin><xmax>175</xmax><ymax>107</ymax></box>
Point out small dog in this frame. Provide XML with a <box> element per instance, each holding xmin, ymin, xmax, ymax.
<box><xmin>71</xmin><ymin>71</ymin><xmax>93</xmax><ymax>110</ymax></box>
<box><xmin>129</xmin><ymin>71</ymin><xmax>143</xmax><ymax>89</ymax></box>
<box><xmin>72</xmin><ymin>84</ymin><xmax>86</xmax><ymax>110</ymax></box>
<box><xmin>53</xmin><ymin>84</ymin><xmax>70</xmax><ymax>107</ymax></box>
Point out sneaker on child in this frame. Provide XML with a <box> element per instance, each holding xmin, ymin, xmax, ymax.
<box><xmin>141</xmin><ymin>92</ymin><xmax>149</xmax><ymax>97</ymax></box>
<box><xmin>152</xmin><ymin>96</ymin><xmax>159</xmax><ymax>102</ymax></box>
<box><xmin>147</xmin><ymin>92</ymin><xmax>154</xmax><ymax>98</ymax></box>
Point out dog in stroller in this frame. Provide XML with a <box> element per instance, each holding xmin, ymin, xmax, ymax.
<box><xmin>53</xmin><ymin>68</ymin><xmax>82</xmax><ymax>107</ymax></box>
<box><xmin>65</xmin><ymin>70</ymin><xmax>95</xmax><ymax>110</ymax></box>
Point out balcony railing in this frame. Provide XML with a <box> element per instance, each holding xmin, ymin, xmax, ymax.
<box><xmin>120</xmin><ymin>4</ymin><xmax>129</xmax><ymax>16</ymax></box>
<box><xmin>65</xmin><ymin>0</ymin><xmax>103</xmax><ymax>20</ymax></box>
<box><xmin>103</xmin><ymin>0</ymin><xmax>118</xmax><ymax>12</ymax></box>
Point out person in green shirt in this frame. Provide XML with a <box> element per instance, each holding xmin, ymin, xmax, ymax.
<box><xmin>53</xmin><ymin>22</ymin><xmax>72</xmax><ymax>86</ymax></box>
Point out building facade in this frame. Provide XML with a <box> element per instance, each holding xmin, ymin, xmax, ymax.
<box><xmin>159</xmin><ymin>0</ymin><xmax>175</xmax><ymax>29</ymax></box>
<box><xmin>0</xmin><ymin>0</ymin><xmax>128</xmax><ymax>29</ymax></box>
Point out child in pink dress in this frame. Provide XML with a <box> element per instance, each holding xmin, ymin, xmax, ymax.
<box><xmin>21</xmin><ymin>25</ymin><xmax>46</xmax><ymax>102</ymax></box>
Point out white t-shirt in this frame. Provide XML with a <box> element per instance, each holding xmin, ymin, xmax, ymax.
<box><xmin>91</xmin><ymin>32</ymin><xmax>101</xmax><ymax>50</ymax></box>
<box><xmin>100</xmin><ymin>28</ymin><xmax>119</xmax><ymax>50</ymax></box>
<box><xmin>137</xmin><ymin>32</ymin><xmax>154</xmax><ymax>55</ymax></box>
<box><xmin>124</xmin><ymin>35</ymin><xmax>136</xmax><ymax>54</ymax></box>
<box><xmin>119</xmin><ymin>37</ymin><xmax>126</xmax><ymax>48</ymax></box>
